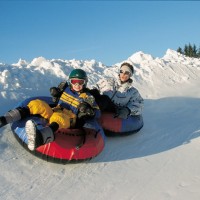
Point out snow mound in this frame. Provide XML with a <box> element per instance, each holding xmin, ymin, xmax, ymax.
<box><xmin>1</xmin><ymin>48</ymin><xmax>200</xmax><ymax>101</ymax></box>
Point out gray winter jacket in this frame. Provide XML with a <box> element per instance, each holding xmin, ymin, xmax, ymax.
<box><xmin>96</xmin><ymin>77</ymin><xmax>144</xmax><ymax>116</ymax></box>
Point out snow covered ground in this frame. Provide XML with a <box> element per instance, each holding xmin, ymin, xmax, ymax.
<box><xmin>1</xmin><ymin>49</ymin><xmax>200</xmax><ymax>200</ymax></box>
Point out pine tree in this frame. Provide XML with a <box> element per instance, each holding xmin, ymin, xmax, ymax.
<box><xmin>188</xmin><ymin>43</ymin><xmax>193</xmax><ymax>57</ymax></box>
<box><xmin>184</xmin><ymin>44</ymin><xmax>189</xmax><ymax>56</ymax></box>
<box><xmin>177</xmin><ymin>47</ymin><xmax>183</xmax><ymax>54</ymax></box>
<box><xmin>177</xmin><ymin>43</ymin><xmax>200</xmax><ymax>58</ymax></box>
<box><xmin>192</xmin><ymin>44</ymin><xmax>197</xmax><ymax>58</ymax></box>
<box><xmin>197</xmin><ymin>45</ymin><xmax>200</xmax><ymax>58</ymax></box>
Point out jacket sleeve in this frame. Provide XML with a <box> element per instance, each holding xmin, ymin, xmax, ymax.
<box><xmin>126</xmin><ymin>89</ymin><xmax>144</xmax><ymax>116</ymax></box>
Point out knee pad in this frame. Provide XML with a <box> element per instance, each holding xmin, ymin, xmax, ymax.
<box><xmin>27</xmin><ymin>99</ymin><xmax>53</xmax><ymax>120</ymax></box>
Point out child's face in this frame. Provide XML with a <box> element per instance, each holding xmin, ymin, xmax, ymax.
<box><xmin>70</xmin><ymin>79</ymin><xmax>85</xmax><ymax>92</ymax></box>
<box><xmin>72</xmin><ymin>83</ymin><xmax>84</xmax><ymax>92</ymax></box>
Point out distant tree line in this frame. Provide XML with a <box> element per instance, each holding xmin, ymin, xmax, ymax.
<box><xmin>177</xmin><ymin>43</ymin><xmax>200</xmax><ymax>58</ymax></box>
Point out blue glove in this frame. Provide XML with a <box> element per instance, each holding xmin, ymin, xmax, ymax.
<box><xmin>114</xmin><ymin>107</ymin><xmax>130</xmax><ymax>119</ymax></box>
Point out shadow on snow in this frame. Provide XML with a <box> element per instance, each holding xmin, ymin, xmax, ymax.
<box><xmin>93</xmin><ymin>96</ymin><xmax>200</xmax><ymax>163</ymax></box>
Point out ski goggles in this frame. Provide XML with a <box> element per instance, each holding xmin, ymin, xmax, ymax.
<box><xmin>119</xmin><ymin>70</ymin><xmax>131</xmax><ymax>76</ymax></box>
<box><xmin>70</xmin><ymin>78</ymin><xmax>86</xmax><ymax>86</ymax></box>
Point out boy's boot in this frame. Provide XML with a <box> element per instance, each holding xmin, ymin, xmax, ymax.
<box><xmin>0</xmin><ymin>107</ymin><xmax>29</xmax><ymax>128</ymax></box>
<box><xmin>0</xmin><ymin>116</ymin><xmax>7</xmax><ymax>128</ymax></box>
<box><xmin>25</xmin><ymin>120</ymin><xmax>57</xmax><ymax>151</ymax></box>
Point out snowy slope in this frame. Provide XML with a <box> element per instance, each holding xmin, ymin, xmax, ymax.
<box><xmin>1</xmin><ymin>49</ymin><xmax>200</xmax><ymax>200</ymax></box>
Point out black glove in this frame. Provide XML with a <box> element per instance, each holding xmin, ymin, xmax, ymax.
<box><xmin>50</xmin><ymin>87</ymin><xmax>62</xmax><ymax>103</ymax></box>
<box><xmin>78</xmin><ymin>102</ymin><xmax>95</xmax><ymax>119</ymax></box>
<box><xmin>50</xmin><ymin>81</ymin><xmax>68</xmax><ymax>103</ymax></box>
<box><xmin>50</xmin><ymin>87</ymin><xmax>61</xmax><ymax>97</ymax></box>
<box><xmin>114</xmin><ymin>107</ymin><xmax>130</xmax><ymax>119</ymax></box>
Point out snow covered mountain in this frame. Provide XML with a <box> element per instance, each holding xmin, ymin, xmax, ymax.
<box><xmin>1</xmin><ymin>49</ymin><xmax>200</xmax><ymax>200</ymax></box>
<box><xmin>1</xmin><ymin>49</ymin><xmax>200</xmax><ymax>101</ymax></box>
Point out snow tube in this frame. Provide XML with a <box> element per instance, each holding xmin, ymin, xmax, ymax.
<box><xmin>99</xmin><ymin>112</ymin><xmax>143</xmax><ymax>136</ymax></box>
<box><xmin>11</xmin><ymin>96</ymin><xmax>105</xmax><ymax>164</ymax></box>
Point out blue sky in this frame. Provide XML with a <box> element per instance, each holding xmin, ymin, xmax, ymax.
<box><xmin>0</xmin><ymin>1</ymin><xmax>200</xmax><ymax>65</ymax></box>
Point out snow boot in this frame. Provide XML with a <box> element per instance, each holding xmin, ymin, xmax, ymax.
<box><xmin>0</xmin><ymin>116</ymin><xmax>7</xmax><ymax>128</ymax></box>
<box><xmin>0</xmin><ymin>107</ymin><xmax>30</xmax><ymax>128</ymax></box>
<box><xmin>25</xmin><ymin>120</ymin><xmax>55</xmax><ymax>151</ymax></box>
<box><xmin>0</xmin><ymin>108</ymin><xmax>22</xmax><ymax>128</ymax></box>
